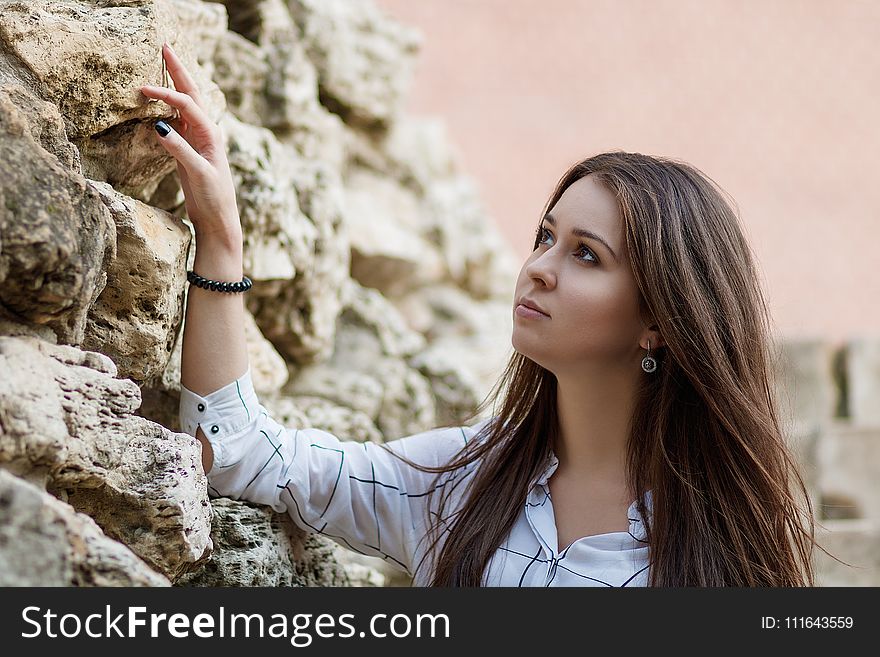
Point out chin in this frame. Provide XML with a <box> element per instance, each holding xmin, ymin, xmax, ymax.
<box><xmin>514</xmin><ymin>330</ymin><xmax>566</xmax><ymax>374</ymax></box>
<box><xmin>511</xmin><ymin>331</ymin><xmax>547</xmax><ymax>367</ymax></box>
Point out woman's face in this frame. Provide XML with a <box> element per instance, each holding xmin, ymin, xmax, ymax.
<box><xmin>512</xmin><ymin>174</ymin><xmax>648</xmax><ymax>375</ymax></box>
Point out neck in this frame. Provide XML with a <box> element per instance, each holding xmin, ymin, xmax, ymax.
<box><xmin>551</xmin><ymin>364</ymin><xmax>641</xmax><ymax>491</ymax></box>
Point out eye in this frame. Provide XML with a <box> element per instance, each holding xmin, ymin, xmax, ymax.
<box><xmin>535</xmin><ymin>226</ymin><xmax>598</xmax><ymax>264</ymax></box>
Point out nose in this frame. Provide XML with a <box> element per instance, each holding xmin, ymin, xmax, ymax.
<box><xmin>524</xmin><ymin>249</ymin><xmax>557</xmax><ymax>289</ymax></box>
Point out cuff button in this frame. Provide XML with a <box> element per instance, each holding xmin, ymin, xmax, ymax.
<box><xmin>210</xmin><ymin>425</ymin><xmax>219</xmax><ymax>434</ymax></box>
<box><xmin>197</xmin><ymin>403</ymin><xmax>205</xmax><ymax>412</ymax></box>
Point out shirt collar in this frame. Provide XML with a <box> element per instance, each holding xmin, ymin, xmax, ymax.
<box><xmin>529</xmin><ymin>448</ymin><xmax>654</xmax><ymax>540</ymax></box>
<box><xmin>530</xmin><ymin>448</ymin><xmax>560</xmax><ymax>488</ymax></box>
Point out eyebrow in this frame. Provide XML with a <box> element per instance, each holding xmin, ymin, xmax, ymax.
<box><xmin>543</xmin><ymin>212</ymin><xmax>617</xmax><ymax>261</ymax></box>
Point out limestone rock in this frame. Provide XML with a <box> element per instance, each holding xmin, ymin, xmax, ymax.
<box><xmin>0</xmin><ymin>83</ymin><xmax>82</xmax><ymax>173</ymax></box>
<box><xmin>176</xmin><ymin>497</ymin><xmax>351</xmax><ymax>587</ymax></box>
<box><xmin>393</xmin><ymin>285</ymin><xmax>514</xmax><ymax>402</ymax></box>
<box><xmin>0</xmin><ymin>89</ymin><xmax>116</xmax><ymax>346</ymax></box>
<box><xmin>422</xmin><ymin>176</ymin><xmax>520</xmax><ymax>302</ymax></box>
<box><xmin>341</xmin><ymin>140</ymin><xmax>517</xmax><ymax>304</ymax></box>
<box><xmin>373</xmin><ymin>358</ymin><xmax>436</xmax><ymax>440</ymax></box>
<box><xmin>265</xmin><ymin>280</ymin><xmax>437</xmax><ymax>440</ymax></box>
<box><xmin>317</xmin><ymin>280</ymin><xmax>435</xmax><ymax>438</ymax></box>
<box><xmin>285</xmin><ymin>394</ymin><xmax>383</xmax><ymax>445</ymax></box>
<box><xmin>338</xmin><ymin>278</ymin><xmax>426</xmax><ymax>360</ymax></box>
<box><xmin>83</xmin><ymin>180</ymin><xmax>191</xmax><ymax>385</ymax></box>
<box><xmin>242</xmin><ymin>159</ymin><xmax>350</xmax><ymax>365</ymax></box>
<box><xmin>213</xmin><ymin>0</ymin><xmax>348</xmax><ymax>169</ymax></box>
<box><xmin>254</xmin><ymin>394</ymin><xmax>309</xmax><ymax>431</ymax></box>
<box><xmin>0</xmin><ymin>0</ymin><xmax>229</xmax><ymax>197</ymax></box>
<box><xmin>0</xmin><ymin>336</ymin><xmax>212</xmax><ymax>581</ymax></box>
<box><xmin>380</xmin><ymin>116</ymin><xmax>463</xmax><ymax>193</ymax></box>
<box><xmin>0</xmin><ymin>469</ymin><xmax>170</xmax><ymax>586</ymax></box>
<box><xmin>259</xmin><ymin>382</ymin><xmax>384</xmax><ymax>446</ymax></box>
<box><xmin>408</xmin><ymin>347</ymin><xmax>484</xmax><ymax>428</ymax></box>
<box><xmin>420</xmin><ymin>333</ymin><xmax>512</xmax><ymax>414</ymax></box>
<box><xmin>220</xmin><ymin>113</ymin><xmax>314</xmax><ymax>281</ymax></box>
<box><xmin>286</xmin><ymin>0</ymin><xmax>422</xmax><ymax>129</ymax></box>
<box><xmin>330</xmin><ymin>547</ymin><xmax>390</xmax><ymax>587</ymax></box>
<box><xmin>0</xmin><ymin>318</ymin><xmax>58</xmax><ymax>344</ymax></box>
<box><xmin>211</xmin><ymin>27</ymin><xmax>272</xmax><ymax>128</ymax></box>
<box><xmin>341</xmin><ymin>117</ymin><xmax>448</xmax><ymax>196</ymax></box>
<box><xmin>146</xmin><ymin>167</ymin><xmax>186</xmax><ymax>215</ymax></box>
<box><xmin>343</xmin><ymin>167</ymin><xmax>445</xmax><ymax>298</ymax></box>
<box><xmin>283</xmin><ymin>366</ymin><xmax>385</xmax><ymax>420</ymax></box>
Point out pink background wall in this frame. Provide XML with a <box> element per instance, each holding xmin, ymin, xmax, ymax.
<box><xmin>374</xmin><ymin>0</ymin><xmax>879</xmax><ymax>343</ymax></box>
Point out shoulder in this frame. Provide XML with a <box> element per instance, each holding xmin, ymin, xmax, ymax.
<box><xmin>381</xmin><ymin>415</ymin><xmax>497</xmax><ymax>468</ymax></box>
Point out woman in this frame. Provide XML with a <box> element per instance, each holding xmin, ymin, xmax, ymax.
<box><xmin>145</xmin><ymin>44</ymin><xmax>825</xmax><ymax>587</ymax></box>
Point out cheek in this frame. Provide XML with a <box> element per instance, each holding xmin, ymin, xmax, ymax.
<box><xmin>564</xmin><ymin>281</ymin><xmax>620</xmax><ymax>320</ymax></box>
<box><xmin>559</xmin><ymin>280</ymin><xmax>642</xmax><ymax>339</ymax></box>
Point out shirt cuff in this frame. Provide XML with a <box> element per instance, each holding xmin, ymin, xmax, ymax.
<box><xmin>179</xmin><ymin>366</ymin><xmax>260</xmax><ymax>467</ymax></box>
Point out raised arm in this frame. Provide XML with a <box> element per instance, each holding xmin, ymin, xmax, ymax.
<box><xmin>140</xmin><ymin>43</ymin><xmax>248</xmax><ymax>473</ymax></box>
<box><xmin>143</xmin><ymin>44</ymin><xmax>492</xmax><ymax>578</ymax></box>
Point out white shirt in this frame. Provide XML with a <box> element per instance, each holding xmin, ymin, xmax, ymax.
<box><xmin>179</xmin><ymin>367</ymin><xmax>652</xmax><ymax>586</ymax></box>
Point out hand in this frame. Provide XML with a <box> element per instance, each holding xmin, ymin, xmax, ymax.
<box><xmin>140</xmin><ymin>43</ymin><xmax>241</xmax><ymax>244</ymax></box>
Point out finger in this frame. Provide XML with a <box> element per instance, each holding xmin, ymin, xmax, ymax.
<box><xmin>170</xmin><ymin>114</ymin><xmax>189</xmax><ymax>135</ymax></box>
<box><xmin>161</xmin><ymin>43</ymin><xmax>205</xmax><ymax>109</ymax></box>
<box><xmin>141</xmin><ymin>85</ymin><xmax>214</xmax><ymax>137</ymax></box>
<box><xmin>152</xmin><ymin>119</ymin><xmax>210</xmax><ymax>178</ymax></box>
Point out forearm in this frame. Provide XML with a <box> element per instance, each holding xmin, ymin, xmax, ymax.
<box><xmin>180</xmin><ymin>227</ymin><xmax>248</xmax><ymax>472</ymax></box>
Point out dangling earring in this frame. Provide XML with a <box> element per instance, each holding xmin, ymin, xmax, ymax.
<box><xmin>641</xmin><ymin>339</ymin><xmax>658</xmax><ymax>373</ymax></box>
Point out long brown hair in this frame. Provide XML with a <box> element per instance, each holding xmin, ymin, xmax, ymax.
<box><xmin>382</xmin><ymin>150</ymin><xmax>840</xmax><ymax>586</ymax></box>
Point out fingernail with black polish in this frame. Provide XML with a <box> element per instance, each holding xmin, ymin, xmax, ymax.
<box><xmin>155</xmin><ymin>120</ymin><xmax>171</xmax><ymax>137</ymax></box>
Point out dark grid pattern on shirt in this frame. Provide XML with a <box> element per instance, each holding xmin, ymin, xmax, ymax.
<box><xmin>185</xmin><ymin>374</ymin><xmax>651</xmax><ymax>587</ymax></box>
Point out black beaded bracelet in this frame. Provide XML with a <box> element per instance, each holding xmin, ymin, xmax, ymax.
<box><xmin>186</xmin><ymin>270</ymin><xmax>253</xmax><ymax>294</ymax></box>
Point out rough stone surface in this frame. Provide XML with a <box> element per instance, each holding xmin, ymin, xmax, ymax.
<box><xmin>330</xmin><ymin>548</ymin><xmax>392</xmax><ymax>587</ymax></box>
<box><xmin>241</xmin><ymin>157</ymin><xmax>351</xmax><ymax>365</ymax></box>
<box><xmin>0</xmin><ymin>336</ymin><xmax>212</xmax><ymax>581</ymax></box>
<box><xmin>0</xmin><ymin>83</ymin><xmax>82</xmax><ymax>172</ymax></box>
<box><xmin>284</xmin><ymin>395</ymin><xmax>384</xmax><ymax>445</ymax></box>
<box><xmin>0</xmin><ymin>84</ymin><xmax>116</xmax><ymax>346</ymax></box>
<box><xmin>83</xmin><ymin>180</ymin><xmax>191</xmax><ymax>385</ymax></box>
<box><xmin>282</xmin><ymin>366</ymin><xmax>385</xmax><ymax>421</ymax></box>
<box><xmin>286</xmin><ymin>0</ymin><xmax>422</xmax><ymax>129</ymax></box>
<box><xmin>343</xmin><ymin>166</ymin><xmax>445</xmax><ymax>298</ymax></box>
<box><xmin>213</xmin><ymin>0</ymin><xmax>349</xmax><ymax>169</ymax></box>
<box><xmin>0</xmin><ymin>0</ymin><xmax>229</xmax><ymax>197</ymax></box>
<box><xmin>0</xmin><ymin>468</ymin><xmax>170</xmax><ymax>586</ymax></box>
<box><xmin>393</xmin><ymin>286</ymin><xmax>514</xmax><ymax>402</ymax></box>
<box><xmin>176</xmin><ymin>497</ymin><xmax>360</xmax><ymax>587</ymax></box>
<box><xmin>421</xmin><ymin>175</ymin><xmax>519</xmax><ymax>302</ymax></box>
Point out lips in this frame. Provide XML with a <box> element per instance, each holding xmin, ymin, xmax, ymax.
<box><xmin>517</xmin><ymin>296</ymin><xmax>550</xmax><ymax>317</ymax></box>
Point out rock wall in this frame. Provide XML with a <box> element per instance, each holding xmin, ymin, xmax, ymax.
<box><xmin>0</xmin><ymin>0</ymin><xmax>875</xmax><ymax>587</ymax></box>
<box><xmin>0</xmin><ymin>0</ymin><xmax>516</xmax><ymax>587</ymax></box>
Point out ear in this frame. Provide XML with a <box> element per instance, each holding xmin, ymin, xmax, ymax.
<box><xmin>640</xmin><ymin>324</ymin><xmax>665</xmax><ymax>351</ymax></box>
